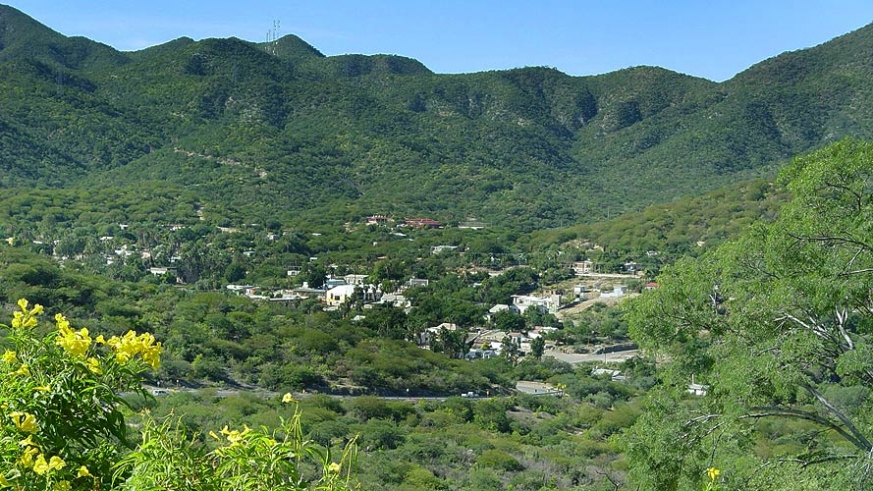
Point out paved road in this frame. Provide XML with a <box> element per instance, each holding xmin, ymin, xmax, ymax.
<box><xmin>515</xmin><ymin>380</ymin><xmax>563</xmax><ymax>396</ymax></box>
<box><xmin>545</xmin><ymin>349</ymin><xmax>639</xmax><ymax>365</ymax></box>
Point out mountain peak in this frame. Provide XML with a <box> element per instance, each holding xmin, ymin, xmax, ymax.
<box><xmin>0</xmin><ymin>4</ymin><xmax>127</xmax><ymax>69</ymax></box>
<box><xmin>263</xmin><ymin>34</ymin><xmax>325</xmax><ymax>62</ymax></box>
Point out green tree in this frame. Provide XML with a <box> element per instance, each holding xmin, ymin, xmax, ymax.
<box><xmin>298</xmin><ymin>262</ymin><xmax>328</xmax><ymax>289</ymax></box>
<box><xmin>625</xmin><ymin>140</ymin><xmax>873</xmax><ymax>490</ymax></box>
<box><xmin>224</xmin><ymin>262</ymin><xmax>247</xmax><ymax>283</ymax></box>
<box><xmin>530</xmin><ymin>336</ymin><xmax>545</xmax><ymax>360</ymax></box>
<box><xmin>492</xmin><ymin>310</ymin><xmax>525</xmax><ymax>332</ymax></box>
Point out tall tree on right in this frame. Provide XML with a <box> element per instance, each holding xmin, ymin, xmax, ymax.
<box><xmin>625</xmin><ymin>139</ymin><xmax>873</xmax><ymax>491</ymax></box>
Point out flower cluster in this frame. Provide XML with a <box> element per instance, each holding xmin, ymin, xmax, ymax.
<box><xmin>9</xmin><ymin>411</ymin><xmax>38</xmax><ymax>433</ymax></box>
<box><xmin>0</xmin><ymin>299</ymin><xmax>162</xmax><ymax>489</ymax></box>
<box><xmin>15</xmin><ymin>430</ymin><xmax>68</xmax><ymax>478</ymax></box>
<box><xmin>209</xmin><ymin>425</ymin><xmax>253</xmax><ymax>448</ymax></box>
<box><xmin>12</xmin><ymin>298</ymin><xmax>43</xmax><ymax>329</ymax></box>
<box><xmin>54</xmin><ymin>313</ymin><xmax>162</xmax><ymax>370</ymax></box>
<box><xmin>10</xmin><ymin>299</ymin><xmax>42</xmax><ymax>330</ymax></box>
<box><xmin>99</xmin><ymin>330</ymin><xmax>162</xmax><ymax>369</ymax></box>
<box><xmin>707</xmin><ymin>467</ymin><xmax>720</xmax><ymax>482</ymax></box>
<box><xmin>55</xmin><ymin>314</ymin><xmax>92</xmax><ymax>359</ymax></box>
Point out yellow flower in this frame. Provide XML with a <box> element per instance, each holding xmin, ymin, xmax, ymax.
<box><xmin>142</xmin><ymin>343</ymin><xmax>162</xmax><ymax>370</ymax></box>
<box><xmin>48</xmin><ymin>456</ymin><xmax>65</xmax><ymax>471</ymax></box>
<box><xmin>18</xmin><ymin>299</ymin><xmax>43</xmax><ymax>316</ymax></box>
<box><xmin>328</xmin><ymin>462</ymin><xmax>341</xmax><ymax>473</ymax></box>
<box><xmin>707</xmin><ymin>467</ymin><xmax>720</xmax><ymax>482</ymax></box>
<box><xmin>2</xmin><ymin>350</ymin><xmax>16</xmax><ymax>364</ymax></box>
<box><xmin>11</xmin><ymin>312</ymin><xmax>36</xmax><ymax>330</ymax></box>
<box><xmin>10</xmin><ymin>412</ymin><xmax>38</xmax><ymax>433</ymax></box>
<box><xmin>77</xmin><ymin>466</ymin><xmax>93</xmax><ymax>478</ymax></box>
<box><xmin>54</xmin><ymin>313</ymin><xmax>70</xmax><ymax>331</ymax></box>
<box><xmin>19</xmin><ymin>446</ymin><xmax>38</xmax><ymax>468</ymax></box>
<box><xmin>34</xmin><ymin>385</ymin><xmax>51</xmax><ymax>393</ymax></box>
<box><xmin>32</xmin><ymin>454</ymin><xmax>49</xmax><ymax>475</ymax></box>
<box><xmin>12</xmin><ymin>364</ymin><xmax>30</xmax><ymax>377</ymax></box>
<box><xmin>18</xmin><ymin>435</ymin><xmax>36</xmax><ymax>447</ymax></box>
<box><xmin>219</xmin><ymin>425</ymin><xmax>251</xmax><ymax>445</ymax></box>
<box><xmin>282</xmin><ymin>392</ymin><xmax>295</xmax><ymax>403</ymax></box>
<box><xmin>56</xmin><ymin>322</ymin><xmax>92</xmax><ymax>359</ymax></box>
<box><xmin>106</xmin><ymin>330</ymin><xmax>162</xmax><ymax>369</ymax></box>
<box><xmin>11</xmin><ymin>299</ymin><xmax>42</xmax><ymax>329</ymax></box>
<box><xmin>85</xmin><ymin>357</ymin><xmax>102</xmax><ymax>374</ymax></box>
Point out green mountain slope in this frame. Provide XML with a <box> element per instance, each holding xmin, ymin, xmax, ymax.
<box><xmin>1</xmin><ymin>4</ymin><xmax>872</xmax><ymax>230</ymax></box>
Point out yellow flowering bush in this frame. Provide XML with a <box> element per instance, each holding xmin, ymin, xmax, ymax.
<box><xmin>0</xmin><ymin>299</ymin><xmax>160</xmax><ymax>490</ymax></box>
<box><xmin>0</xmin><ymin>300</ymin><xmax>356</xmax><ymax>491</ymax></box>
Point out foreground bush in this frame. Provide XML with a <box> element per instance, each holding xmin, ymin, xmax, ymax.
<box><xmin>0</xmin><ymin>299</ymin><xmax>355</xmax><ymax>490</ymax></box>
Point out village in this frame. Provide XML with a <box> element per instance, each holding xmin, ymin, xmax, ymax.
<box><xmin>6</xmin><ymin>212</ymin><xmax>657</xmax><ymax>373</ymax></box>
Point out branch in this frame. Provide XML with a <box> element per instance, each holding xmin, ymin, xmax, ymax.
<box><xmin>683</xmin><ymin>414</ymin><xmax>720</xmax><ymax>427</ymax></box>
<box><xmin>675</xmin><ymin>416</ymin><xmax>723</xmax><ymax>445</ymax></box>
<box><xmin>822</xmin><ymin>180</ymin><xmax>864</xmax><ymax>212</ymax></box>
<box><xmin>838</xmin><ymin>268</ymin><xmax>873</xmax><ymax>277</ymax></box>
<box><xmin>746</xmin><ymin>406</ymin><xmax>870</xmax><ymax>453</ymax></box>
<box><xmin>842</xmin><ymin>246</ymin><xmax>865</xmax><ymax>273</ymax></box>
<box><xmin>786</xmin><ymin>233</ymin><xmax>873</xmax><ymax>253</ymax></box>
<box><xmin>834</xmin><ymin>306</ymin><xmax>854</xmax><ymax>351</ymax></box>
<box><xmin>778</xmin><ymin>454</ymin><xmax>859</xmax><ymax>468</ymax></box>
<box><xmin>785</xmin><ymin>306</ymin><xmax>873</xmax><ymax>383</ymax></box>
<box><xmin>776</xmin><ymin>313</ymin><xmax>838</xmax><ymax>346</ymax></box>
<box><xmin>802</xmin><ymin>384</ymin><xmax>873</xmax><ymax>452</ymax></box>
<box><xmin>596</xmin><ymin>470</ymin><xmax>621</xmax><ymax>491</ymax></box>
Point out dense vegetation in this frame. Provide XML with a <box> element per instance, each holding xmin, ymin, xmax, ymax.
<box><xmin>4</xmin><ymin>140</ymin><xmax>871</xmax><ymax>490</ymax></box>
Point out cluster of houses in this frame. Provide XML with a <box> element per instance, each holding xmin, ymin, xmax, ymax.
<box><xmin>366</xmin><ymin>215</ymin><xmax>442</xmax><ymax>229</ymax></box>
<box><xmin>226</xmin><ymin>273</ymin><xmax>430</xmax><ymax>311</ymax></box>
<box><xmin>417</xmin><ymin>323</ymin><xmax>560</xmax><ymax>359</ymax></box>
<box><xmin>225</xmin><ymin>268</ymin><xmax>580</xmax><ymax>361</ymax></box>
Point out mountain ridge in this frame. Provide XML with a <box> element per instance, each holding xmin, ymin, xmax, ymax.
<box><xmin>2</xmin><ymin>5</ymin><xmax>873</xmax><ymax>230</ymax></box>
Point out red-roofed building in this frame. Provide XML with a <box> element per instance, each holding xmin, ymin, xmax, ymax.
<box><xmin>404</xmin><ymin>217</ymin><xmax>441</xmax><ymax>228</ymax></box>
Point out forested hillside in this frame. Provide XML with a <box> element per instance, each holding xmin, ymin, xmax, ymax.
<box><xmin>2</xmin><ymin>4</ymin><xmax>873</xmax><ymax>230</ymax></box>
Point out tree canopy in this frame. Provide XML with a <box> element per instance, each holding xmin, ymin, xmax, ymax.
<box><xmin>625</xmin><ymin>139</ymin><xmax>873</xmax><ymax>490</ymax></box>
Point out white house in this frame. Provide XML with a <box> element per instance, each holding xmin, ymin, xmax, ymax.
<box><xmin>344</xmin><ymin>274</ymin><xmax>369</xmax><ymax>286</ymax></box>
<box><xmin>511</xmin><ymin>293</ymin><xmax>562</xmax><ymax>314</ymax></box>
<box><xmin>325</xmin><ymin>283</ymin><xmax>382</xmax><ymax>307</ymax></box>
<box><xmin>431</xmin><ymin>245</ymin><xmax>459</xmax><ymax>255</ymax></box>
<box><xmin>418</xmin><ymin>323</ymin><xmax>459</xmax><ymax>347</ymax></box>
<box><xmin>600</xmin><ymin>285</ymin><xmax>626</xmax><ymax>299</ymax></box>
<box><xmin>573</xmin><ymin>260</ymin><xmax>595</xmax><ymax>275</ymax></box>
<box><xmin>325</xmin><ymin>284</ymin><xmax>357</xmax><ymax>307</ymax></box>
<box><xmin>688</xmin><ymin>383</ymin><xmax>708</xmax><ymax>396</ymax></box>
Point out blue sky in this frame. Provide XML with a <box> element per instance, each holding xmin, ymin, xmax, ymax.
<box><xmin>9</xmin><ymin>1</ymin><xmax>873</xmax><ymax>81</ymax></box>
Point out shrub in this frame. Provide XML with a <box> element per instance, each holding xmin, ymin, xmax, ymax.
<box><xmin>0</xmin><ymin>299</ymin><xmax>357</xmax><ymax>491</ymax></box>
<box><xmin>476</xmin><ymin>449</ymin><xmax>524</xmax><ymax>472</ymax></box>
<box><xmin>0</xmin><ymin>299</ymin><xmax>161</xmax><ymax>489</ymax></box>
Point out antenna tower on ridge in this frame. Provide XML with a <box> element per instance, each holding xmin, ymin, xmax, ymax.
<box><xmin>266</xmin><ymin>20</ymin><xmax>281</xmax><ymax>56</ymax></box>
